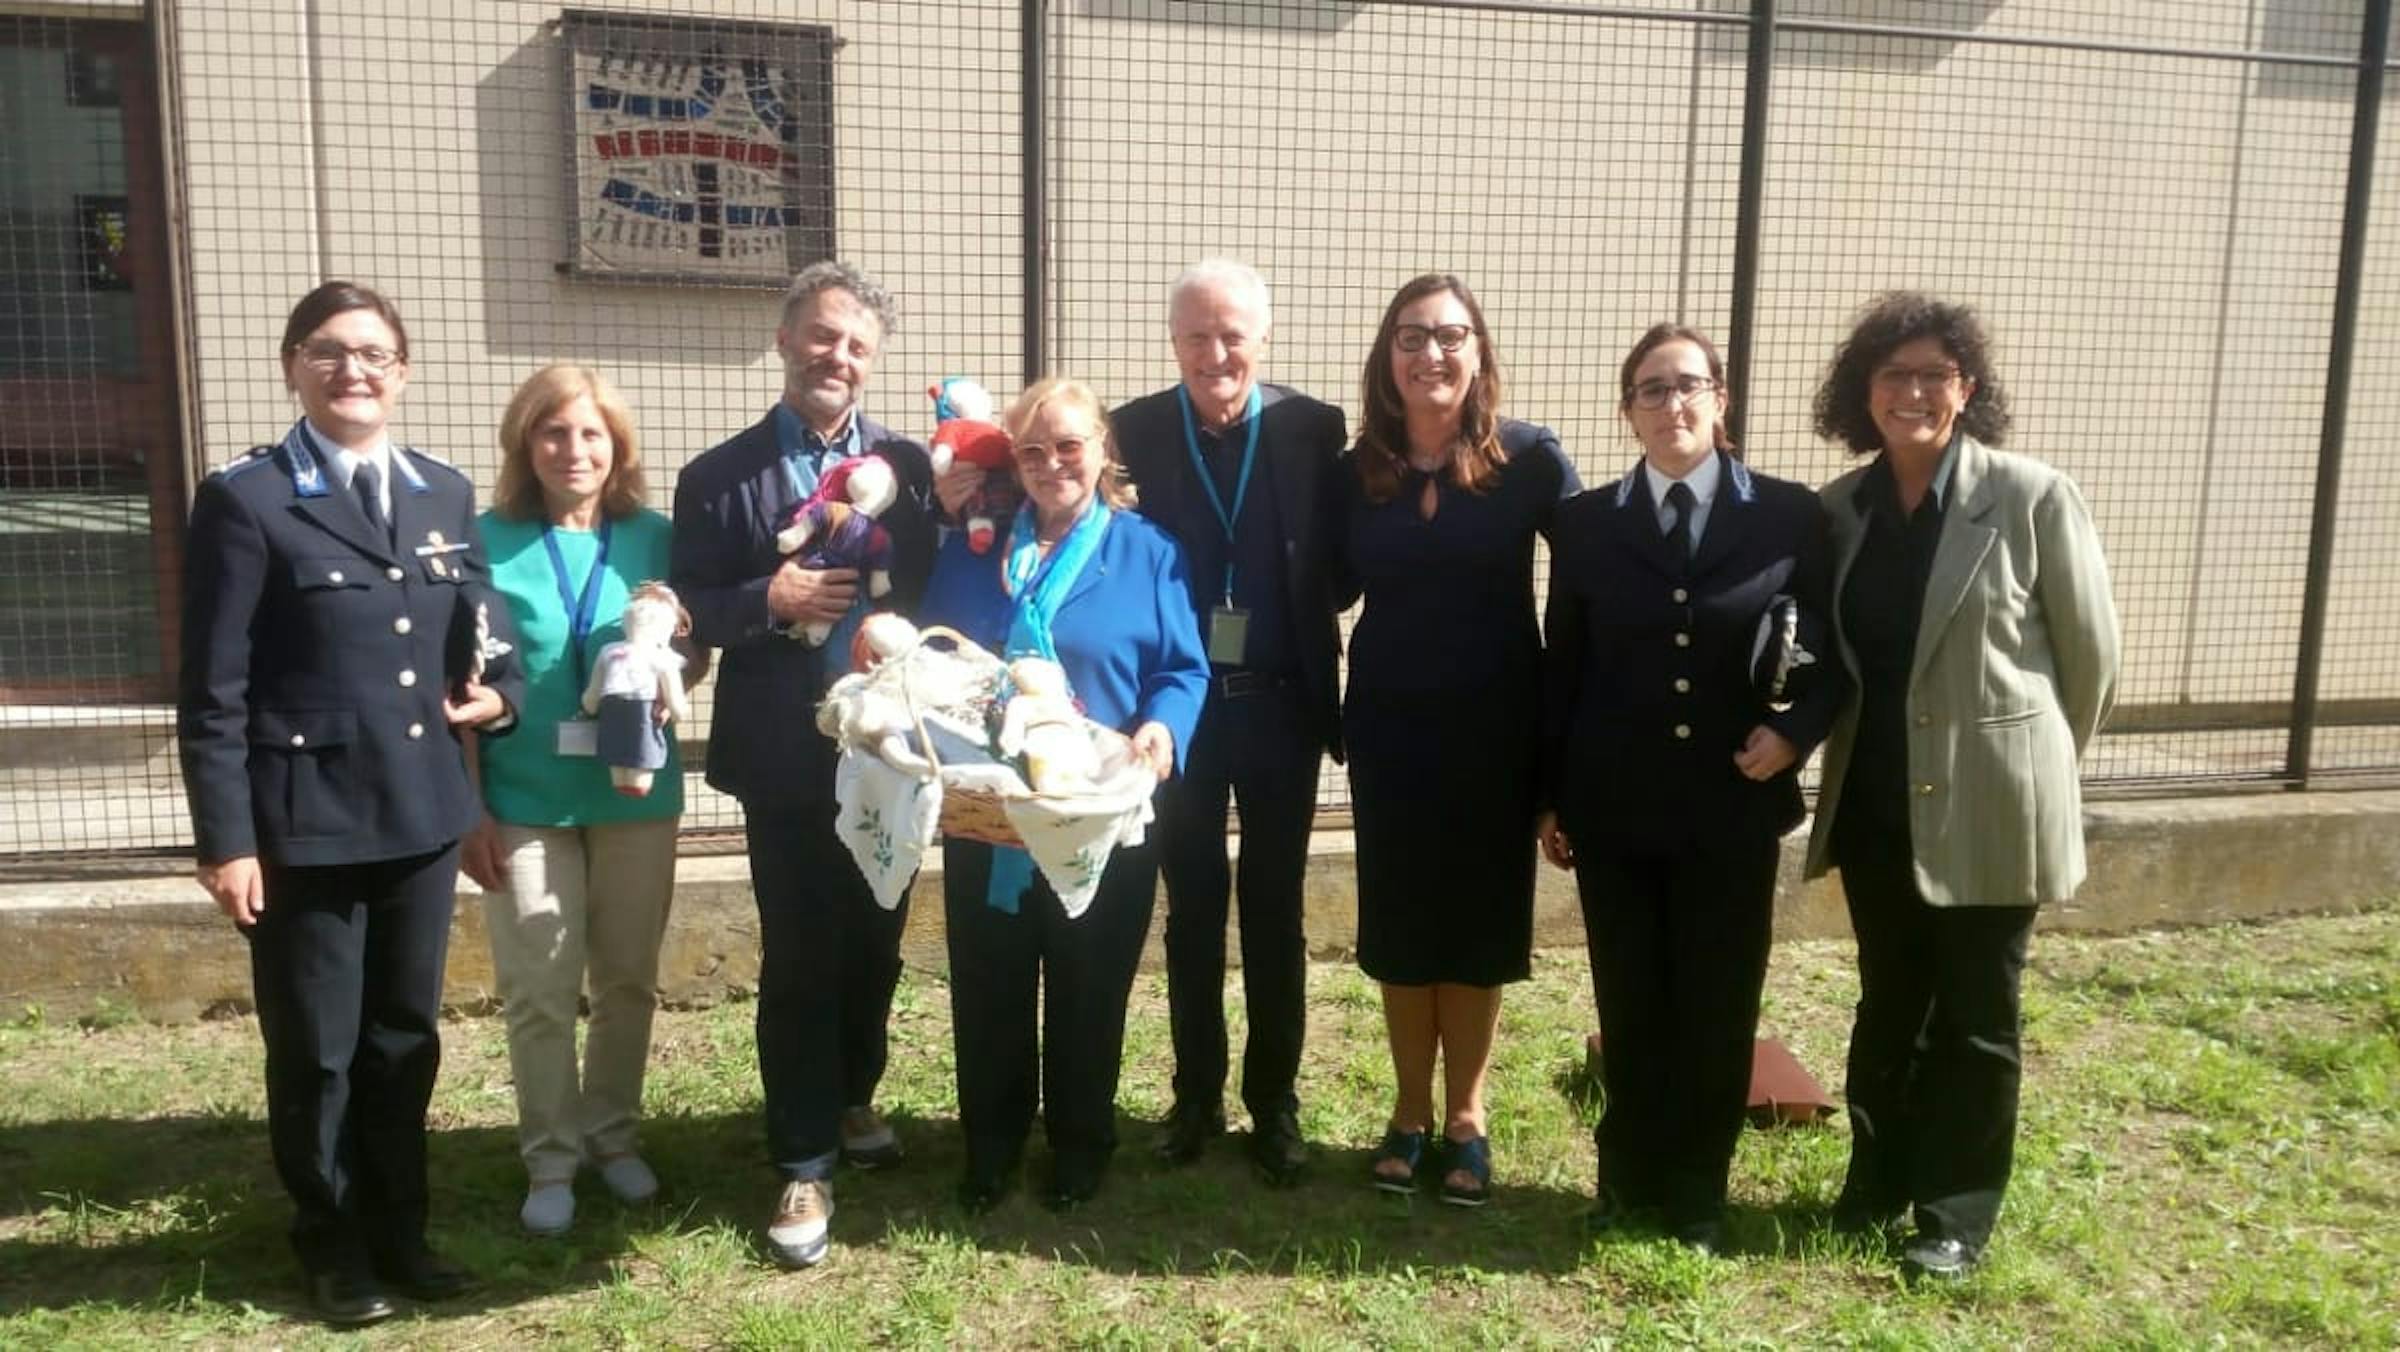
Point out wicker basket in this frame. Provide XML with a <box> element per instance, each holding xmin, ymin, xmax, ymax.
<box><xmin>886</xmin><ymin>625</ymin><xmax>1031</xmax><ymax>847</ymax></box>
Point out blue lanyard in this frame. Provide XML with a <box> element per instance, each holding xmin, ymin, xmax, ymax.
<box><xmin>1177</xmin><ymin>385</ymin><xmax>1262</xmax><ymax>606</ymax></box>
<box><xmin>540</xmin><ymin>516</ymin><xmax>613</xmax><ymax>690</ymax></box>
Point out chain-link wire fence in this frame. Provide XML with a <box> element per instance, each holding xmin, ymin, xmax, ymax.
<box><xmin>1</xmin><ymin>0</ymin><xmax>2395</xmax><ymax>857</ymax></box>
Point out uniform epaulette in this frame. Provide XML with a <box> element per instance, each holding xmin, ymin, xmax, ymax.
<box><xmin>215</xmin><ymin>444</ymin><xmax>278</xmax><ymax>478</ymax></box>
<box><xmin>398</xmin><ymin>445</ymin><xmax>467</xmax><ymax>483</ymax></box>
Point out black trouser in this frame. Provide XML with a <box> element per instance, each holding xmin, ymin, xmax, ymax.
<box><xmin>1575</xmin><ymin>833</ymin><xmax>1779</xmax><ymax>1228</ymax></box>
<box><xmin>1833</xmin><ymin>827</ymin><xmax>2037</xmax><ymax>1252</ymax></box>
<box><xmin>744</xmin><ymin>802</ymin><xmax>910</xmax><ymax>1179</ymax></box>
<box><xmin>1156</xmin><ymin>683</ymin><xmax>1320</xmax><ymax>1121</ymax></box>
<box><xmin>943</xmin><ymin>837</ymin><xmax>1159</xmax><ymax>1186</ymax></box>
<box><xmin>249</xmin><ymin>845</ymin><xmax>457</xmax><ymax>1274</ymax></box>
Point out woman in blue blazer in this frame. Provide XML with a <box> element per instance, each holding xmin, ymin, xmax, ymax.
<box><xmin>923</xmin><ymin>377</ymin><xmax>1208</xmax><ymax>1213</ymax></box>
<box><xmin>1538</xmin><ymin>324</ymin><xmax>1844</xmax><ymax>1254</ymax></box>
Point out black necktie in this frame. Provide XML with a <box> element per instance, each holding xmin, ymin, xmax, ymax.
<box><xmin>1664</xmin><ymin>480</ymin><xmax>1696</xmax><ymax>570</ymax></box>
<box><xmin>355</xmin><ymin>459</ymin><xmax>392</xmax><ymax>547</ymax></box>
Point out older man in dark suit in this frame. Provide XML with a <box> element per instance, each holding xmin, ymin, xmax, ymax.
<box><xmin>670</xmin><ymin>261</ymin><xmax>936</xmax><ymax>1270</ymax></box>
<box><xmin>1113</xmin><ymin>259</ymin><xmax>1348</xmax><ymax>1185</ymax></box>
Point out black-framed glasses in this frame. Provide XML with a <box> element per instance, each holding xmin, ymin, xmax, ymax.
<box><xmin>1871</xmin><ymin>363</ymin><xmax>1963</xmax><ymax>392</ymax></box>
<box><xmin>296</xmin><ymin>341</ymin><xmax>404</xmax><ymax>375</ymax></box>
<box><xmin>1630</xmin><ymin>374</ymin><xmax>1720</xmax><ymax>410</ymax></box>
<box><xmin>1393</xmin><ymin>323</ymin><xmax>1474</xmax><ymax>354</ymax></box>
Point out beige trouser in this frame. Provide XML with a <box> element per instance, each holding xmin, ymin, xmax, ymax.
<box><xmin>484</xmin><ymin>817</ymin><xmax>678</xmax><ymax>1183</ymax></box>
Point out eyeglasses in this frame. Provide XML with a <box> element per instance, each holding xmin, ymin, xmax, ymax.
<box><xmin>1872</xmin><ymin>363</ymin><xmax>1963</xmax><ymax>393</ymax></box>
<box><xmin>1630</xmin><ymin>374</ymin><xmax>1721</xmax><ymax>410</ymax></box>
<box><xmin>295</xmin><ymin>341</ymin><xmax>404</xmax><ymax>375</ymax></box>
<box><xmin>1393</xmin><ymin>323</ymin><xmax>1474</xmax><ymax>354</ymax></box>
<box><xmin>1012</xmin><ymin>436</ymin><xmax>1093</xmax><ymax>470</ymax></box>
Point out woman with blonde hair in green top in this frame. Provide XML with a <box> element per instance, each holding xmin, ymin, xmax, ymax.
<box><xmin>462</xmin><ymin>364</ymin><xmax>696</xmax><ymax>1236</ymax></box>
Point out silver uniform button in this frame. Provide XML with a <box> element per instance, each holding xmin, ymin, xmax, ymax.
<box><xmin>327</xmin><ymin>570</ymin><xmax>344</xmax><ymax>585</ymax></box>
<box><xmin>394</xmin><ymin>617</ymin><xmax>413</xmax><ymax>635</ymax></box>
<box><xmin>407</xmin><ymin>723</ymin><xmax>424</xmax><ymax>740</ymax></box>
<box><xmin>1672</xmin><ymin>587</ymin><xmax>1689</xmax><ymax>603</ymax></box>
<box><xmin>386</xmin><ymin>566</ymin><xmax>405</xmax><ymax>582</ymax></box>
<box><xmin>398</xmin><ymin>669</ymin><xmax>418</xmax><ymax>688</ymax></box>
<box><xmin>1917</xmin><ymin>782</ymin><xmax>1936</xmax><ymax>795</ymax></box>
<box><xmin>1674</xmin><ymin>632</ymin><xmax>1691</xmax><ymax>648</ymax></box>
<box><xmin>1674</xmin><ymin>677</ymin><xmax>1692</xmax><ymax>693</ymax></box>
<box><xmin>1674</xmin><ymin>724</ymin><xmax>1692</xmax><ymax>739</ymax></box>
<box><xmin>289</xmin><ymin>733</ymin><xmax>306</xmax><ymax>747</ymax></box>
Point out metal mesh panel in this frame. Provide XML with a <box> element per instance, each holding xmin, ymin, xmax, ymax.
<box><xmin>1</xmin><ymin>0</ymin><xmax>2396</xmax><ymax>859</ymax></box>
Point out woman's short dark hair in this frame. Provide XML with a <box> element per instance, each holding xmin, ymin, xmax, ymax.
<box><xmin>1618</xmin><ymin>322</ymin><xmax>1738</xmax><ymax>456</ymax></box>
<box><xmin>280</xmin><ymin>280</ymin><xmax>411</xmax><ymax>361</ymax></box>
<box><xmin>1812</xmin><ymin>291</ymin><xmax>2011</xmax><ymax>453</ymax></box>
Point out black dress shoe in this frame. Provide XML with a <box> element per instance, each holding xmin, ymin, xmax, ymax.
<box><xmin>1247</xmin><ymin>1110</ymin><xmax>1309</xmax><ymax>1187</ymax></box>
<box><xmin>374</xmin><ymin>1245</ymin><xmax>476</xmax><ymax>1301</ymax></box>
<box><xmin>957</xmin><ymin>1170</ymin><xmax>1012</xmax><ymax>1216</ymax></box>
<box><xmin>306</xmin><ymin>1269</ymin><xmax>396</xmax><ymax>1327</ymax></box>
<box><xmin>1830</xmin><ymin>1190</ymin><xmax>1905</xmax><ymax>1239</ymax></box>
<box><xmin>1152</xmin><ymin>1101</ymin><xmax>1225</xmax><ymax>1166</ymax></box>
<box><xmin>1901</xmin><ymin>1235</ymin><xmax>1979</xmax><ymax>1281</ymax></box>
<box><xmin>1043</xmin><ymin>1158</ymin><xmax>1105</xmax><ymax>1212</ymax></box>
<box><xmin>1671</xmin><ymin>1217</ymin><xmax>1727</xmax><ymax>1257</ymax></box>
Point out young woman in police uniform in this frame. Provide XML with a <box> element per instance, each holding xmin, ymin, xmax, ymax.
<box><xmin>178</xmin><ymin>281</ymin><xmax>522</xmax><ymax>1327</ymax></box>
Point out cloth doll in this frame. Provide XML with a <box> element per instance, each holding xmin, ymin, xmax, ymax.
<box><xmin>925</xmin><ymin>377</ymin><xmax>1019</xmax><ymax>554</ymax></box>
<box><xmin>581</xmin><ymin>581</ymin><xmax>691</xmax><ymax>797</ymax></box>
<box><xmin>997</xmin><ymin>657</ymin><xmax>1105</xmax><ymax>794</ymax></box>
<box><xmin>774</xmin><ymin>453</ymin><xmax>898</xmax><ymax>645</ymax></box>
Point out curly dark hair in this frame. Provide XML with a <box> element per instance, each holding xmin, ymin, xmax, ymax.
<box><xmin>1811</xmin><ymin>291</ymin><xmax>2012</xmax><ymax>453</ymax></box>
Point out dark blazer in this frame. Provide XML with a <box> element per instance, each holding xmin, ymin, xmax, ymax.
<box><xmin>178</xmin><ymin>422</ymin><xmax>525</xmax><ymax>867</ymax></box>
<box><xmin>1113</xmin><ymin>383</ymin><xmax>1348</xmax><ymax>760</ymax></box>
<box><xmin>671</xmin><ymin>408</ymin><xmax>935</xmax><ymax>809</ymax></box>
<box><xmin>1540</xmin><ymin>455</ymin><xmax>1845</xmax><ymax>852</ymax></box>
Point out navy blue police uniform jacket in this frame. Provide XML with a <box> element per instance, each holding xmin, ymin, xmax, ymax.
<box><xmin>670</xmin><ymin>409</ymin><xmax>937</xmax><ymax>811</ymax></box>
<box><xmin>178</xmin><ymin>422</ymin><xmax>524</xmax><ymax>867</ymax></box>
<box><xmin>1539</xmin><ymin>455</ymin><xmax>1847</xmax><ymax>853</ymax></box>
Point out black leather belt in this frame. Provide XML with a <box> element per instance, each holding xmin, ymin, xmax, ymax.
<box><xmin>1215</xmin><ymin>670</ymin><xmax>1296</xmax><ymax>698</ymax></box>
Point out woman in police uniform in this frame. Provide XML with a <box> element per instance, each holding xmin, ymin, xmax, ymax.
<box><xmin>1537</xmin><ymin>324</ymin><xmax>1842</xmax><ymax>1254</ymax></box>
<box><xmin>178</xmin><ymin>281</ymin><xmax>521</xmax><ymax>1327</ymax></box>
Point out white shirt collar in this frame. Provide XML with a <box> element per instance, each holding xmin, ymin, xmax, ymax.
<box><xmin>1644</xmin><ymin>449</ymin><xmax>1722</xmax><ymax>512</ymax></box>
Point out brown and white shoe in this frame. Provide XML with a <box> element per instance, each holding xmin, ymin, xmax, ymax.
<box><xmin>840</xmin><ymin>1105</ymin><xmax>904</xmax><ymax>1170</ymax></box>
<box><xmin>766</xmin><ymin>1178</ymin><xmax>833</xmax><ymax>1269</ymax></box>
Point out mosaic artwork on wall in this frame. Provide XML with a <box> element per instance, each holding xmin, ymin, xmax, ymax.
<box><xmin>559</xmin><ymin>10</ymin><xmax>835</xmax><ymax>285</ymax></box>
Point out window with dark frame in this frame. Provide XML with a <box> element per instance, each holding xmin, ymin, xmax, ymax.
<box><xmin>558</xmin><ymin>9</ymin><xmax>835</xmax><ymax>287</ymax></box>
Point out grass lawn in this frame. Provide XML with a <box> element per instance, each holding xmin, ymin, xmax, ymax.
<box><xmin>2</xmin><ymin>907</ymin><xmax>2394</xmax><ymax>1348</ymax></box>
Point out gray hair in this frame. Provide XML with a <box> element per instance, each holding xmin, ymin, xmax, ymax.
<box><xmin>781</xmin><ymin>260</ymin><xmax>900</xmax><ymax>338</ymax></box>
<box><xmin>1168</xmin><ymin>257</ymin><xmax>1271</xmax><ymax>326</ymax></box>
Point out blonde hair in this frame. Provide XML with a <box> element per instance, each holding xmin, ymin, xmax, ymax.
<box><xmin>494</xmin><ymin>364</ymin><xmax>647</xmax><ymax>521</ymax></box>
<box><xmin>1002</xmin><ymin>376</ymin><xmax>1137</xmax><ymax>509</ymax></box>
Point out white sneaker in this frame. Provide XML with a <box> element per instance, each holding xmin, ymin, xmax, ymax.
<box><xmin>520</xmin><ymin>1181</ymin><xmax>576</xmax><ymax>1237</ymax></box>
<box><xmin>766</xmin><ymin>1178</ymin><xmax>832</xmax><ymax>1269</ymax></box>
<box><xmin>840</xmin><ymin>1105</ymin><xmax>903</xmax><ymax>1169</ymax></box>
<box><xmin>596</xmin><ymin>1152</ymin><xmax>659</xmax><ymax>1205</ymax></box>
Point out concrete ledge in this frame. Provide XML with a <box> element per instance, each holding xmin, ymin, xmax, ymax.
<box><xmin>5</xmin><ymin>789</ymin><xmax>2396</xmax><ymax>1022</ymax></box>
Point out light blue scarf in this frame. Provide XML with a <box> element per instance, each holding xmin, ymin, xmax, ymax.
<box><xmin>984</xmin><ymin>499</ymin><xmax>1111</xmax><ymax>912</ymax></box>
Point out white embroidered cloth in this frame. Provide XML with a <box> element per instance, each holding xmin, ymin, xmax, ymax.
<box><xmin>822</xmin><ymin>642</ymin><xmax>1158</xmax><ymax>917</ymax></box>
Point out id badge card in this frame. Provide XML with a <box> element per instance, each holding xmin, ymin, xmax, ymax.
<box><xmin>1206</xmin><ymin>605</ymin><xmax>1250</xmax><ymax>666</ymax></box>
<box><xmin>555</xmin><ymin>718</ymin><xmax>600</xmax><ymax>758</ymax></box>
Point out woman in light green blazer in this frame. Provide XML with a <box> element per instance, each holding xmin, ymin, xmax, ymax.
<box><xmin>1803</xmin><ymin>293</ymin><xmax>2119</xmax><ymax>1282</ymax></box>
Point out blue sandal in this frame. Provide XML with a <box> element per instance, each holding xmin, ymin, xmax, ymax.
<box><xmin>1439</xmin><ymin>1134</ymin><xmax>1492</xmax><ymax>1207</ymax></box>
<box><xmin>1370</xmin><ymin>1128</ymin><xmax>1429</xmax><ymax>1194</ymax></box>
